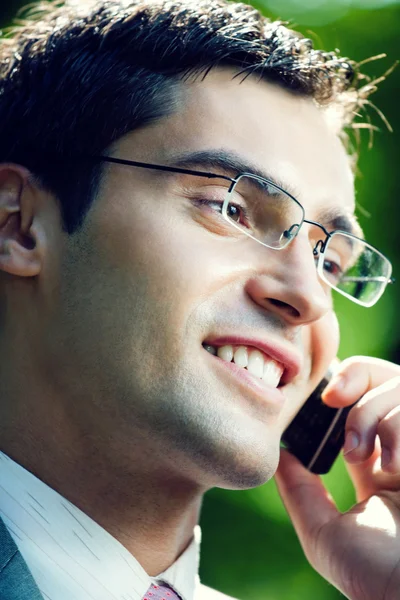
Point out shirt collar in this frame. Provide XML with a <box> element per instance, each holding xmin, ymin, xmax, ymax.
<box><xmin>158</xmin><ymin>526</ymin><xmax>201</xmax><ymax>598</ymax></box>
<box><xmin>0</xmin><ymin>451</ymin><xmax>201</xmax><ymax>600</ymax></box>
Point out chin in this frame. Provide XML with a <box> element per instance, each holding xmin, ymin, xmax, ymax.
<box><xmin>203</xmin><ymin>439</ymin><xmax>281</xmax><ymax>491</ymax></box>
<box><xmin>225</xmin><ymin>459</ymin><xmax>279</xmax><ymax>491</ymax></box>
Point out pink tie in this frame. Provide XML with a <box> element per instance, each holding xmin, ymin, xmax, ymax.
<box><xmin>142</xmin><ymin>582</ymin><xmax>182</xmax><ymax>600</ymax></box>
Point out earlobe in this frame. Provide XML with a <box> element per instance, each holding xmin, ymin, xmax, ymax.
<box><xmin>0</xmin><ymin>164</ymin><xmax>42</xmax><ymax>277</ymax></box>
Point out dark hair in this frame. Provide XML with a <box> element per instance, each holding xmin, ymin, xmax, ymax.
<box><xmin>0</xmin><ymin>0</ymin><xmax>380</xmax><ymax>233</ymax></box>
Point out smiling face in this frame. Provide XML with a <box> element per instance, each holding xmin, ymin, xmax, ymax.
<box><xmin>38</xmin><ymin>70</ymin><xmax>356</xmax><ymax>489</ymax></box>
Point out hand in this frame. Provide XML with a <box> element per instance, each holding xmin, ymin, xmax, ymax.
<box><xmin>275</xmin><ymin>356</ymin><xmax>400</xmax><ymax>600</ymax></box>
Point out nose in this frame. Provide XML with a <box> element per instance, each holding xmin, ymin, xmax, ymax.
<box><xmin>245</xmin><ymin>233</ymin><xmax>332</xmax><ymax>326</ymax></box>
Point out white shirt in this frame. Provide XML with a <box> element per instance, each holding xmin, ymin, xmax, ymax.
<box><xmin>0</xmin><ymin>451</ymin><xmax>201</xmax><ymax>600</ymax></box>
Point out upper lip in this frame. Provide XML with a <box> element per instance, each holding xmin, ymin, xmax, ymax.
<box><xmin>203</xmin><ymin>335</ymin><xmax>302</xmax><ymax>386</ymax></box>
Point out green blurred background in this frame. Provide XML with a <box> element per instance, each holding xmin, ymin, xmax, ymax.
<box><xmin>1</xmin><ymin>0</ymin><xmax>399</xmax><ymax>598</ymax></box>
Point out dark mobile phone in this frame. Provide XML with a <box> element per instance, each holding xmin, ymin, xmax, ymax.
<box><xmin>281</xmin><ymin>370</ymin><xmax>358</xmax><ymax>474</ymax></box>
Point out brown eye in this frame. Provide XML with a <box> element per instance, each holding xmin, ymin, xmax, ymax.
<box><xmin>323</xmin><ymin>259</ymin><xmax>343</xmax><ymax>283</ymax></box>
<box><xmin>193</xmin><ymin>197</ymin><xmax>250</xmax><ymax>228</ymax></box>
<box><xmin>226</xmin><ymin>203</ymin><xmax>242</xmax><ymax>223</ymax></box>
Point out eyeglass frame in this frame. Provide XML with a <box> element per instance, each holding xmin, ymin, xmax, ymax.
<box><xmin>91</xmin><ymin>154</ymin><xmax>394</xmax><ymax>307</ymax></box>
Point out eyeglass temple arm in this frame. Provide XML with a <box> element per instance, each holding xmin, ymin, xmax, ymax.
<box><xmin>96</xmin><ymin>155</ymin><xmax>234</xmax><ymax>182</ymax></box>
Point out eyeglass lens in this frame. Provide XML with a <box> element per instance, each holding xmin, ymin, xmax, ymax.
<box><xmin>222</xmin><ymin>174</ymin><xmax>391</xmax><ymax>306</ymax></box>
<box><xmin>319</xmin><ymin>232</ymin><xmax>392</xmax><ymax>306</ymax></box>
<box><xmin>222</xmin><ymin>174</ymin><xmax>304</xmax><ymax>249</ymax></box>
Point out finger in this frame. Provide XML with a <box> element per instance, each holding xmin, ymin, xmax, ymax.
<box><xmin>342</xmin><ymin>377</ymin><xmax>400</xmax><ymax>464</ymax></box>
<box><xmin>345</xmin><ymin>435</ymin><xmax>382</xmax><ymax>500</ymax></box>
<box><xmin>346</xmin><ymin>436</ymin><xmax>400</xmax><ymax>502</ymax></box>
<box><xmin>377</xmin><ymin>405</ymin><xmax>400</xmax><ymax>474</ymax></box>
<box><xmin>274</xmin><ymin>449</ymin><xmax>338</xmax><ymax>556</ymax></box>
<box><xmin>322</xmin><ymin>357</ymin><xmax>400</xmax><ymax>408</ymax></box>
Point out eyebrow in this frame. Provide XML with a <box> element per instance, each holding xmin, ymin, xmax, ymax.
<box><xmin>167</xmin><ymin>148</ymin><xmax>362</xmax><ymax>238</ymax></box>
<box><xmin>315</xmin><ymin>207</ymin><xmax>364</xmax><ymax>239</ymax></box>
<box><xmin>167</xmin><ymin>149</ymin><xmax>300</xmax><ymax>198</ymax></box>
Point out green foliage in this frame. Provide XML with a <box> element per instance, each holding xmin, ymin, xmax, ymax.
<box><xmin>1</xmin><ymin>1</ymin><xmax>399</xmax><ymax>598</ymax></box>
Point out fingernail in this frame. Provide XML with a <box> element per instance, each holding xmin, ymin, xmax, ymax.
<box><xmin>381</xmin><ymin>447</ymin><xmax>391</xmax><ymax>468</ymax></box>
<box><xmin>343</xmin><ymin>430</ymin><xmax>360</xmax><ymax>455</ymax></box>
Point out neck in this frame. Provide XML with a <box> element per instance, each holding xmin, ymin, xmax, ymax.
<box><xmin>0</xmin><ymin>387</ymin><xmax>204</xmax><ymax>576</ymax></box>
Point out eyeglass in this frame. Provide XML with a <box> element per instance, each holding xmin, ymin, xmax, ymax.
<box><xmin>92</xmin><ymin>155</ymin><xmax>394</xmax><ymax>308</ymax></box>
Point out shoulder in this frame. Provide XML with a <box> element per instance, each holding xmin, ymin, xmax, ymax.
<box><xmin>195</xmin><ymin>583</ymin><xmax>239</xmax><ymax>600</ymax></box>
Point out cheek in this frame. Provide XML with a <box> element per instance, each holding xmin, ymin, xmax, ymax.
<box><xmin>279</xmin><ymin>311</ymin><xmax>340</xmax><ymax>429</ymax></box>
<box><xmin>91</xmin><ymin>191</ymin><xmax>230</xmax><ymax>351</ymax></box>
<box><xmin>309</xmin><ymin>310</ymin><xmax>340</xmax><ymax>384</ymax></box>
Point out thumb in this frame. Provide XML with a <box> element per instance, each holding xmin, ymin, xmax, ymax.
<box><xmin>274</xmin><ymin>449</ymin><xmax>339</xmax><ymax>558</ymax></box>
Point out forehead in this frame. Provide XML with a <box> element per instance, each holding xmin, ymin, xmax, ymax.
<box><xmin>116</xmin><ymin>68</ymin><xmax>356</xmax><ymax>221</ymax></box>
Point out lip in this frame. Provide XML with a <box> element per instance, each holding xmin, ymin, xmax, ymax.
<box><xmin>202</xmin><ymin>335</ymin><xmax>302</xmax><ymax>386</ymax></box>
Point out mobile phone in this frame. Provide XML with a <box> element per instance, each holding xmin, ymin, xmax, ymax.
<box><xmin>281</xmin><ymin>370</ymin><xmax>358</xmax><ymax>474</ymax></box>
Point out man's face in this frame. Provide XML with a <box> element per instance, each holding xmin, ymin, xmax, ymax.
<box><xmin>44</xmin><ymin>70</ymin><xmax>355</xmax><ymax>488</ymax></box>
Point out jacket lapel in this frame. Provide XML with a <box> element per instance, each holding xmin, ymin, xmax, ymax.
<box><xmin>0</xmin><ymin>516</ymin><xmax>44</xmax><ymax>600</ymax></box>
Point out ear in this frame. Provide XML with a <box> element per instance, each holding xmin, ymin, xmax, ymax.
<box><xmin>0</xmin><ymin>164</ymin><xmax>42</xmax><ymax>277</ymax></box>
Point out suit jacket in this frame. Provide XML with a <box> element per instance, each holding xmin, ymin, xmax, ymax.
<box><xmin>0</xmin><ymin>517</ymin><xmax>236</xmax><ymax>600</ymax></box>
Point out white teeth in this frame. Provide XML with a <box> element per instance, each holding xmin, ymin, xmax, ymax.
<box><xmin>262</xmin><ymin>360</ymin><xmax>283</xmax><ymax>388</ymax></box>
<box><xmin>217</xmin><ymin>345</ymin><xmax>233</xmax><ymax>362</ymax></box>
<box><xmin>247</xmin><ymin>349</ymin><xmax>264</xmax><ymax>378</ymax></box>
<box><xmin>233</xmin><ymin>346</ymin><xmax>248</xmax><ymax>368</ymax></box>
<box><xmin>206</xmin><ymin>341</ymin><xmax>284</xmax><ymax>388</ymax></box>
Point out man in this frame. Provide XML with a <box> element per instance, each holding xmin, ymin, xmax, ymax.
<box><xmin>0</xmin><ymin>0</ymin><xmax>399</xmax><ymax>599</ymax></box>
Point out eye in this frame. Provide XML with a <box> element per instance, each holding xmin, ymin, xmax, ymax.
<box><xmin>193</xmin><ymin>197</ymin><xmax>250</xmax><ymax>228</ymax></box>
<box><xmin>322</xmin><ymin>259</ymin><xmax>343</xmax><ymax>283</ymax></box>
<box><xmin>226</xmin><ymin>202</ymin><xmax>248</xmax><ymax>225</ymax></box>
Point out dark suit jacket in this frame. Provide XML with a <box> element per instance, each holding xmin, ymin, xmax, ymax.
<box><xmin>0</xmin><ymin>516</ymin><xmax>235</xmax><ymax>600</ymax></box>
<box><xmin>0</xmin><ymin>517</ymin><xmax>43</xmax><ymax>600</ymax></box>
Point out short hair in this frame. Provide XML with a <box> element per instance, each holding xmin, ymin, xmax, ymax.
<box><xmin>0</xmin><ymin>0</ymin><xmax>381</xmax><ymax>233</ymax></box>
